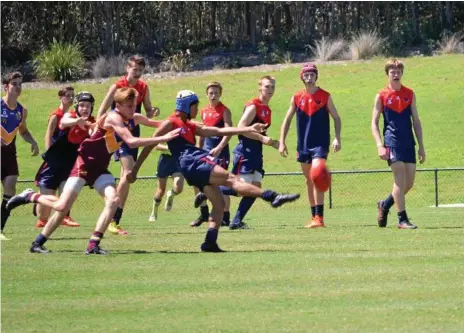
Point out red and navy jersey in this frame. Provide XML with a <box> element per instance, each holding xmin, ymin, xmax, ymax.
<box><xmin>48</xmin><ymin>107</ymin><xmax>65</xmax><ymax>144</ymax></box>
<box><xmin>112</xmin><ymin>76</ymin><xmax>148</xmax><ymax>114</ymax></box>
<box><xmin>166</xmin><ymin>114</ymin><xmax>199</xmax><ymax>159</ymax></box>
<box><xmin>378</xmin><ymin>85</ymin><xmax>415</xmax><ymax>148</ymax></box>
<box><xmin>42</xmin><ymin>111</ymin><xmax>95</xmax><ymax>169</ymax></box>
<box><xmin>200</xmin><ymin>102</ymin><xmax>229</xmax><ymax>151</ymax></box>
<box><xmin>294</xmin><ymin>88</ymin><xmax>331</xmax><ymax>153</ymax></box>
<box><xmin>1</xmin><ymin>99</ymin><xmax>24</xmax><ymax>156</ymax></box>
<box><xmin>233</xmin><ymin>98</ymin><xmax>272</xmax><ymax>160</ymax></box>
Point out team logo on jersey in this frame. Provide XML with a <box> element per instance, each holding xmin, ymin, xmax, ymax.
<box><xmin>395</xmin><ymin>96</ymin><xmax>400</xmax><ymax>100</ymax></box>
<box><xmin>16</xmin><ymin>112</ymin><xmax>21</xmax><ymax>121</ymax></box>
<box><xmin>2</xmin><ymin>111</ymin><xmax>7</xmax><ymax>118</ymax></box>
<box><xmin>300</xmin><ymin>100</ymin><xmax>306</xmax><ymax>106</ymax></box>
<box><xmin>315</xmin><ymin>100</ymin><xmax>321</xmax><ymax>105</ymax></box>
<box><xmin>403</xmin><ymin>97</ymin><xmax>409</xmax><ymax>102</ymax></box>
<box><xmin>387</xmin><ymin>98</ymin><xmax>392</xmax><ymax>105</ymax></box>
<box><xmin>180</xmin><ymin>127</ymin><xmax>187</xmax><ymax>135</ymax></box>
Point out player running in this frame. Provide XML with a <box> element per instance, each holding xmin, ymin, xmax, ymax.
<box><xmin>97</xmin><ymin>55</ymin><xmax>160</xmax><ymax>235</ymax></box>
<box><xmin>7</xmin><ymin>87</ymin><xmax>178</xmax><ymax>254</ymax></box>
<box><xmin>279</xmin><ymin>64</ymin><xmax>342</xmax><ymax>228</ymax></box>
<box><xmin>372</xmin><ymin>59</ymin><xmax>425</xmax><ymax>229</ymax></box>
<box><xmin>1</xmin><ymin>71</ymin><xmax>39</xmax><ymax>240</ymax></box>
<box><xmin>190</xmin><ymin>82</ymin><xmax>233</xmax><ymax>228</ymax></box>
<box><xmin>130</xmin><ymin>90</ymin><xmax>300</xmax><ymax>252</ymax></box>
<box><xmin>34</xmin><ymin>89</ymin><xmax>91</xmax><ymax>229</ymax></box>
<box><xmin>148</xmin><ymin>144</ymin><xmax>184</xmax><ymax>222</ymax></box>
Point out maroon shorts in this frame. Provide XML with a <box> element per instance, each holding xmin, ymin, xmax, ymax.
<box><xmin>69</xmin><ymin>155</ymin><xmax>111</xmax><ymax>187</ymax></box>
<box><xmin>1</xmin><ymin>150</ymin><xmax>19</xmax><ymax>181</ymax></box>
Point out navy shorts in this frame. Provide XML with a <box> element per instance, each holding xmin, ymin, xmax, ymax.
<box><xmin>231</xmin><ymin>154</ymin><xmax>264</xmax><ymax>176</ymax></box>
<box><xmin>114</xmin><ymin>125</ymin><xmax>140</xmax><ymax>162</ymax></box>
<box><xmin>387</xmin><ymin>146</ymin><xmax>416</xmax><ymax>166</ymax></box>
<box><xmin>1</xmin><ymin>151</ymin><xmax>18</xmax><ymax>181</ymax></box>
<box><xmin>216</xmin><ymin>150</ymin><xmax>230</xmax><ymax>170</ymax></box>
<box><xmin>156</xmin><ymin>153</ymin><xmax>181</xmax><ymax>178</ymax></box>
<box><xmin>34</xmin><ymin>162</ymin><xmax>70</xmax><ymax>190</ymax></box>
<box><xmin>179</xmin><ymin>153</ymin><xmax>216</xmax><ymax>191</ymax></box>
<box><xmin>297</xmin><ymin>147</ymin><xmax>329</xmax><ymax>164</ymax></box>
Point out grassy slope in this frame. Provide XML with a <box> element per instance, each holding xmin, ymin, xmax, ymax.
<box><xmin>11</xmin><ymin>55</ymin><xmax>464</xmax><ymax>179</ymax></box>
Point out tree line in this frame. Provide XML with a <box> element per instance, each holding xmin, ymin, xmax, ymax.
<box><xmin>1</xmin><ymin>1</ymin><xmax>463</xmax><ymax>65</ymax></box>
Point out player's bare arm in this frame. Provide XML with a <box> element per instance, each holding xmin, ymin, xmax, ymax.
<box><xmin>96</xmin><ymin>84</ymin><xmax>118</xmax><ymax>120</ymax></box>
<box><xmin>371</xmin><ymin>94</ymin><xmax>388</xmax><ymax>160</ymax></box>
<box><xmin>327</xmin><ymin>96</ymin><xmax>342</xmax><ymax>153</ymax></box>
<box><xmin>133</xmin><ymin>113</ymin><xmax>162</xmax><ymax>128</ymax></box>
<box><xmin>142</xmin><ymin>86</ymin><xmax>160</xmax><ymax>119</ymax></box>
<box><xmin>60</xmin><ymin>113</ymin><xmax>88</xmax><ymax>130</ymax></box>
<box><xmin>237</xmin><ymin>105</ymin><xmax>275</xmax><ymax>147</ymax></box>
<box><xmin>18</xmin><ymin>108</ymin><xmax>39</xmax><ymax>156</ymax></box>
<box><xmin>154</xmin><ymin>143</ymin><xmax>169</xmax><ymax>152</ymax></box>
<box><xmin>44</xmin><ymin>114</ymin><xmax>58</xmax><ymax>150</ymax></box>
<box><xmin>279</xmin><ymin>96</ymin><xmax>297</xmax><ymax>157</ymax></box>
<box><xmin>210</xmin><ymin>108</ymin><xmax>233</xmax><ymax>157</ymax></box>
<box><xmin>195</xmin><ymin>122</ymin><xmax>265</xmax><ymax>137</ymax></box>
<box><xmin>129</xmin><ymin>120</ymin><xmax>173</xmax><ymax>182</ymax></box>
<box><xmin>411</xmin><ymin>92</ymin><xmax>426</xmax><ymax>164</ymax></box>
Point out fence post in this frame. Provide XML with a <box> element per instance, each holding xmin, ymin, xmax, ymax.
<box><xmin>329</xmin><ymin>181</ymin><xmax>333</xmax><ymax>209</ymax></box>
<box><xmin>434</xmin><ymin>169</ymin><xmax>439</xmax><ymax>207</ymax></box>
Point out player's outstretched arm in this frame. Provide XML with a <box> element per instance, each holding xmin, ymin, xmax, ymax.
<box><xmin>96</xmin><ymin>84</ymin><xmax>118</xmax><ymax>120</ymax></box>
<box><xmin>411</xmin><ymin>92</ymin><xmax>426</xmax><ymax>164</ymax></box>
<box><xmin>327</xmin><ymin>96</ymin><xmax>342</xmax><ymax>153</ymax></box>
<box><xmin>60</xmin><ymin>113</ymin><xmax>88</xmax><ymax>130</ymax></box>
<box><xmin>371</xmin><ymin>94</ymin><xmax>388</xmax><ymax>160</ymax></box>
<box><xmin>129</xmin><ymin>120</ymin><xmax>174</xmax><ymax>183</ymax></box>
<box><xmin>196</xmin><ymin>122</ymin><xmax>266</xmax><ymax>138</ymax></box>
<box><xmin>133</xmin><ymin>113</ymin><xmax>162</xmax><ymax>128</ymax></box>
<box><xmin>279</xmin><ymin>96</ymin><xmax>297</xmax><ymax>157</ymax></box>
<box><xmin>18</xmin><ymin>108</ymin><xmax>39</xmax><ymax>156</ymax></box>
<box><xmin>142</xmin><ymin>86</ymin><xmax>160</xmax><ymax>118</ymax></box>
<box><xmin>236</xmin><ymin>105</ymin><xmax>278</xmax><ymax>148</ymax></box>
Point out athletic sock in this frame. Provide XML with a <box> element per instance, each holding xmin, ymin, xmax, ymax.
<box><xmin>383</xmin><ymin>194</ymin><xmax>395</xmax><ymax>211</ymax></box>
<box><xmin>398</xmin><ymin>211</ymin><xmax>408</xmax><ymax>222</ymax></box>
<box><xmin>1</xmin><ymin>195</ymin><xmax>12</xmax><ymax>232</ymax></box>
<box><xmin>315</xmin><ymin>205</ymin><xmax>324</xmax><ymax>218</ymax></box>
<box><xmin>112</xmin><ymin>207</ymin><xmax>123</xmax><ymax>225</ymax></box>
<box><xmin>311</xmin><ymin>206</ymin><xmax>316</xmax><ymax>218</ymax></box>
<box><xmin>222</xmin><ymin>211</ymin><xmax>230</xmax><ymax>224</ymax></box>
<box><xmin>232</xmin><ymin>197</ymin><xmax>256</xmax><ymax>224</ymax></box>
<box><xmin>200</xmin><ymin>205</ymin><xmax>209</xmax><ymax>219</ymax></box>
<box><xmin>219</xmin><ymin>186</ymin><xmax>238</xmax><ymax>197</ymax></box>
<box><xmin>87</xmin><ymin>231</ymin><xmax>104</xmax><ymax>251</ymax></box>
<box><xmin>204</xmin><ymin>227</ymin><xmax>218</xmax><ymax>245</ymax></box>
<box><xmin>34</xmin><ymin>233</ymin><xmax>48</xmax><ymax>246</ymax></box>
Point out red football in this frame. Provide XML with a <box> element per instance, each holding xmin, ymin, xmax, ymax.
<box><xmin>310</xmin><ymin>159</ymin><xmax>332</xmax><ymax>192</ymax></box>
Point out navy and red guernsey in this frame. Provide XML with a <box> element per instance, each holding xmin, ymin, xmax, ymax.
<box><xmin>233</xmin><ymin>98</ymin><xmax>271</xmax><ymax>162</ymax></box>
<box><xmin>166</xmin><ymin>114</ymin><xmax>198</xmax><ymax>159</ymax></box>
<box><xmin>48</xmin><ymin>107</ymin><xmax>65</xmax><ymax>144</ymax></box>
<box><xmin>294</xmin><ymin>88</ymin><xmax>331</xmax><ymax>154</ymax></box>
<box><xmin>200</xmin><ymin>102</ymin><xmax>228</xmax><ymax>151</ymax></box>
<box><xmin>378</xmin><ymin>85</ymin><xmax>415</xmax><ymax>148</ymax></box>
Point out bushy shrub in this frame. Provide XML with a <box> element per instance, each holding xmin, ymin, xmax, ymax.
<box><xmin>91</xmin><ymin>54</ymin><xmax>127</xmax><ymax>79</ymax></box>
<box><xmin>160</xmin><ymin>50</ymin><xmax>195</xmax><ymax>72</ymax></box>
<box><xmin>33</xmin><ymin>39</ymin><xmax>85</xmax><ymax>81</ymax></box>
<box><xmin>349</xmin><ymin>31</ymin><xmax>384</xmax><ymax>60</ymax></box>
<box><xmin>438</xmin><ymin>31</ymin><xmax>464</xmax><ymax>54</ymax></box>
<box><xmin>307</xmin><ymin>37</ymin><xmax>347</xmax><ymax>62</ymax></box>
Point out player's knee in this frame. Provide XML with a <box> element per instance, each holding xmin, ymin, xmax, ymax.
<box><xmin>106</xmin><ymin>193</ymin><xmax>121</xmax><ymax>209</ymax></box>
<box><xmin>54</xmin><ymin>200</ymin><xmax>70</xmax><ymax>213</ymax></box>
<box><xmin>174</xmin><ymin>182</ymin><xmax>184</xmax><ymax>194</ymax></box>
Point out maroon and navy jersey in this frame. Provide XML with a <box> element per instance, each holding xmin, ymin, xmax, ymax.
<box><xmin>1</xmin><ymin>99</ymin><xmax>24</xmax><ymax>157</ymax></box>
<box><xmin>48</xmin><ymin>107</ymin><xmax>65</xmax><ymax>144</ymax></box>
<box><xmin>233</xmin><ymin>98</ymin><xmax>271</xmax><ymax>160</ymax></box>
<box><xmin>77</xmin><ymin>115</ymin><xmax>126</xmax><ymax>171</ymax></box>
<box><xmin>166</xmin><ymin>114</ymin><xmax>199</xmax><ymax>159</ymax></box>
<box><xmin>42</xmin><ymin>111</ymin><xmax>95</xmax><ymax>169</ymax></box>
<box><xmin>294</xmin><ymin>88</ymin><xmax>331</xmax><ymax>153</ymax></box>
<box><xmin>200</xmin><ymin>102</ymin><xmax>229</xmax><ymax>151</ymax></box>
<box><xmin>378</xmin><ymin>85</ymin><xmax>415</xmax><ymax>148</ymax></box>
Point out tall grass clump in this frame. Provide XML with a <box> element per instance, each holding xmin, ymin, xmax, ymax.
<box><xmin>349</xmin><ymin>31</ymin><xmax>384</xmax><ymax>60</ymax></box>
<box><xmin>438</xmin><ymin>31</ymin><xmax>464</xmax><ymax>54</ymax></box>
<box><xmin>308</xmin><ymin>37</ymin><xmax>347</xmax><ymax>62</ymax></box>
<box><xmin>34</xmin><ymin>39</ymin><xmax>85</xmax><ymax>81</ymax></box>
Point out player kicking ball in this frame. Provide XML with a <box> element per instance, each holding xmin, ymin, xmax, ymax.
<box><xmin>129</xmin><ymin>90</ymin><xmax>300</xmax><ymax>252</ymax></box>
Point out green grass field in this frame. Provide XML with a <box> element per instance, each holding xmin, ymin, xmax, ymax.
<box><xmin>2</xmin><ymin>55</ymin><xmax>464</xmax><ymax>332</ymax></box>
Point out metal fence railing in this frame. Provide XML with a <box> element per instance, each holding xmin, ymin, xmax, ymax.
<box><xmin>10</xmin><ymin>168</ymin><xmax>464</xmax><ymax>218</ymax></box>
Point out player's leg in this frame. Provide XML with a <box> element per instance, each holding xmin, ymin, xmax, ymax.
<box><xmin>200</xmin><ymin>185</ymin><xmax>225</xmax><ymax>252</ymax></box>
<box><xmin>311</xmin><ymin>157</ymin><xmax>326</xmax><ymax>228</ymax></box>
<box><xmin>190</xmin><ymin>186</ymin><xmax>210</xmax><ymax>227</ymax></box>
<box><xmin>59</xmin><ymin>181</ymin><xmax>80</xmax><ymax>227</ymax></box>
<box><xmin>391</xmin><ymin>162</ymin><xmax>416</xmax><ymax>229</ymax></box>
<box><xmin>300</xmin><ymin>163</ymin><xmax>318</xmax><ymax>227</ymax></box>
<box><xmin>229</xmin><ymin>175</ymin><xmax>261</xmax><ymax>230</ymax></box>
<box><xmin>165</xmin><ymin>172</ymin><xmax>184</xmax><ymax>212</ymax></box>
<box><xmin>1</xmin><ymin>175</ymin><xmax>17</xmax><ymax>240</ymax></box>
<box><xmin>35</xmin><ymin>187</ymin><xmax>56</xmax><ymax>228</ymax></box>
<box><xmin>222</xmin><ymin>194</ymin><xmax>231</xmax><ymax>226</ymax></box>
<box><xmin>149</xmin><ymin>177</ymin><xmax>167</xmax><ymax>222</ymax></box>
<box><xmin>86</xmin><ymin>175</ymin><xmax>120</xmax><ymax>255</ymax></box>
<box><xmin>108</xmin><ymin>155</ymin><xmax>134</xmax><ymax>235</ymax></box>
<box><xmin>209</xmin><ymin>165</ymin><xmax>300</xmax><ymax>207</ymax></box>
<box><xmin>29</xmin><ymin>178</ymin><xmax>83</xmax><ymax>253</ymax></box>
<box><xmin>404</xmin><ymin>163</ymin><xmax>416</xmax><ymax>195</ymax></box>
